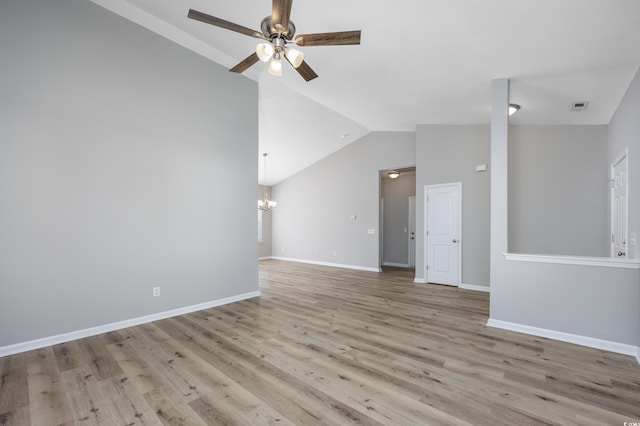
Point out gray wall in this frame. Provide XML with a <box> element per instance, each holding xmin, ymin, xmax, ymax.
<box><xmin>271</xmin><ymin>131</ymin><xmax>415</xmax><ymax>270</ymax></box>
<box><xmin>608</xmin><ymin>67</ymin><xmax>640</xmax><ymax>350</ymax></box>
<box><xmin>0</xmin><ymin>0</ymin><xmax>258</xmax><ymax>348</ymax></box>
<box><xmin>258</xmin><ymin>185</ymin><xmax>273</xmax><ymax>258</ymax></box>
<box><xmin>508</xmin><ymin>125</ymin><xmax>609</xmax><ymax>256</ymax></box>
<box><xmin>609</xmin><ymin>68</ymin><xmax>640</xmax><ymax>261</ymax></box>
<box><xmin>382</xmin><ymin>172</ymin><xmax>416</xmax><ymax>266</ymax></box>
<box><xmin>490</xmin><ymin>78</ymin><xmax>640</xmax><ymax>350</ymax></box>
<box><xmin>415</xmin><ymin>125</ymin><xmax>491</xmax><ymax>287</ymax></box>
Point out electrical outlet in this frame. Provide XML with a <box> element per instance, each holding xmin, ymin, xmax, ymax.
<box><xmin>153</xmin><ymin>287</ymin><xmax>160</xmax><ymax>297</ymax></box>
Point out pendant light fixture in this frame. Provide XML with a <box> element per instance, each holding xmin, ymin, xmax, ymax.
<box><xmin>258</xmin><ymin>153</ymin><xmax>277</xmax><ymax>211</ymax></box>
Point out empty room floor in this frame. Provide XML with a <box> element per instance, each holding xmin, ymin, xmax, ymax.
<box><xmin>1</xmin><ymin>259</ymin><xmax>639</xmax><ymax>425</ymax></box>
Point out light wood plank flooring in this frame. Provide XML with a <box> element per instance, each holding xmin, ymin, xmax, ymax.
<box><xmin>1</xmin><ymin>259</ymin><xmax>639</xmax><ymax>425</ymax></box>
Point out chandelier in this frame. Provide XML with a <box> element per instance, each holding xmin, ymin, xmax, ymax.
<box><xmin>258</xmin><ymin>153</ymin><xmax>277</xmax><ymax>211</ymax></box>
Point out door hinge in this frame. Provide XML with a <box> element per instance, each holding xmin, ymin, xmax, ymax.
<box><xmin>610</xmin><ymin>178</ymin><xmax>615</xmax><ymax>189</ymax></box>
<box><xmin>611</xmin><ymin>233</ymin><xmax>615</xmax><ymax>243</ymax></box>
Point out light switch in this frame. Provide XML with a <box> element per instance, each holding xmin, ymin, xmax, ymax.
<box><xmin>367</xmin><ymin>229</ymin><xmax>375</xmax><ymax>235</ymax></box>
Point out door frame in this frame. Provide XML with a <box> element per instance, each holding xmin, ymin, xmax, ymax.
<box><xmin>408</xmin><ymin>196</ymin><xmax>416</xmax><ymax>267</ymax></box>
<box><xmin>610</xmin><ymin>148</ymin><xmax>629</xmax><ymax>258</ymax></box>
<box><xmin>424</xmin><ymin>182</ymin><xmax>462</xmax><ymax>286</ymax></box>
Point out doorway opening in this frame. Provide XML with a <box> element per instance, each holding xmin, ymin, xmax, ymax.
<box><xmin>379</xmin><ymin>167</ymin><xmax>416</xmax><ymax>269</ymax></box>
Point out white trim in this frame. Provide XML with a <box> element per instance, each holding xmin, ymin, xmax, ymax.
<box><xmin>270</xmin><ymin>256</ymin><xmax>381</xmax><ymax>272</ymax></box>
<box><xmin>487</xmin><ymin>319</ymin><xmax>638</xmax><ymax>357</ymax></box>
<box><xmin>504</xmin><ymin>253</ymin><xmax>640</xmax><ymax>269</ymax></box>
<box><xmin>258</xmin><ymin>256</ymin><xmax>273</xmax><ymax>261</ymax></box>
<box><xmin>459</xmin><ymin>283</ymin><xmax>490</xmax><ymax>293</ymax></box>
<box><xmin>408</xmin><ymin>196</ymin><xmax>417</xmax><ymax>268</ymax></box>
<box><xmin>0</xmin><ymin>291</ymin><xmax>260</xmax><ymax>358</ymax></box>
<box><xmin>636</xmin><ymin>348</ymin><xmax>640</xmax><ymax>365</ymax></box>
<box><xmin>414</xmin><ymin>277</ymin><xmax>427</xmax><ymax>284</ymax></box>
<box><xmin>383</xmin><ymin>262</ymin><xmax>411</xmax><ymax>268</ymax></box>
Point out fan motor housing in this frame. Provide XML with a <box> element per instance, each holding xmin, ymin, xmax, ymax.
<box><xmin>261</xmin><ymin>16</ymin><xmax>296</xmax><ymax>39</ymax></box>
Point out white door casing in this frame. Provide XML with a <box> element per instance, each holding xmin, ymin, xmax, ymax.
<box><xmin>409</xmin><ymin>196</ymin><xmax>416</xmax><ymax>267</ymax></box>
<box><xmin>611</xmin><ymin>149</ymin><xmax>628</xmax><ymax>258</ymax></box>
<box><xmin>425</xmin><ymin>183</ymin><xmax>461</xmax><ymax>286</ymax></box>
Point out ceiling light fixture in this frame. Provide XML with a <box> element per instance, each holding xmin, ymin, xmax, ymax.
<box><xmin>258</xmin><ymin>153</ymin><xmax>277</xmax><ymax>211</ymax></box>
<box><xmin>388</xmin><ymin>171</ymin><xmax>400</xmax><ymax>179</ymax></box>
<box><xmin>508</xmin><ymin>104</ymin><xmax>521</xmax><ymax>116</ymax></box>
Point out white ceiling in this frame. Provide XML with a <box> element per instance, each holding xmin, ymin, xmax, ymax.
<box><xmin>93</xmin><ymin>0</ymin><xmax>640</xmax><ymax>185</ymax></box>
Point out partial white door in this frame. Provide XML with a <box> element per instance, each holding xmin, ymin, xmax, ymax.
<box><xmin>611</xmin><ymin>150</ymin><xmax>628</xmax><ymax>258</ymax></box>
<box><xmin>409</xmin><ymin>196</ymin><xmax>416</xmax><ymax>267</ymax></box>
<box><xmin>425</xmin><ymin>183</ymin><xmax>461</xmax><ymax>286</ymax></box>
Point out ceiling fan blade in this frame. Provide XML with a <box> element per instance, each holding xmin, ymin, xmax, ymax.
<box><xmin>188</xmin><ymin>9</ymin><xmax>264</xmax><ymax>39</ymax></box>
<box><xmin>229</xmin><ymin>52</ymin><xmax>260</xmax><ymax>74</ymax></box>
<box><xmin>272</xmin><ymin>0</ymin><xmax>293</xmax><ymax>35</ymax></box>
<box><xmin>289</xmin><ymin>59</ymin><xmax>318</xmax><ymax>82</ymax></box>
<box><xmin>294</xmin><ymin>30</ymin><xmax>361</xmax><ymax>47</ymax></box>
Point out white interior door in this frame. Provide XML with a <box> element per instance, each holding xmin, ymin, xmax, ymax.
<box><xmin>409</xmin><ymin>196</ymin><xmax>416</xmax><ymax>267</ymax></box>
<box><xmin>611</xmin><ymin>151</ymin><xmax>628</xmax><ymax>258</ymax></box>
<box><xmin>425</xmin><ymin>183</ymin><xmax>461</xmax><ymax>286</ymax></box>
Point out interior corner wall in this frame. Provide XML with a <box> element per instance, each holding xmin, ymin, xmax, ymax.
<box><xmin>258</xmin><ymin>185</ymin><xmax>273</xmax><ymax>258</ymax></box>
<box><xmin>508</xmin><ymin>125</ymin><xmax>609</xmax><ymax>256</ymax></box>
<box><xmin>0</xmin><ymin>0</ymin><xmax>259</xmax><ymax>348</ymax></box>
<box><xmin>271</xmin><ymin>131</ymin><xmax>415</xmax><ymax>270</ymax></box>
<box><xmin>382</xmin><ymin>172</ymin><xmax>416</xmax><ymax>266</ymax></box>
<box><xmin>415</xmin><ymin>125</ymin><xmax>491</xmax><ymax>287</ymax></box>
<box><xmin>608</xmin><ymin>67</ymin><xmax>640</xmax><ymax>261</ymax></box>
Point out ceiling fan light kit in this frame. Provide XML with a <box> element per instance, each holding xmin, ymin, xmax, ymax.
<box><xmin>268</xmin><ymin>53</ymin><xmax>283</xmax><ymax>76</ymax></box>
<box><xmin>188</xmin><ymin>0</ymin><xmax>361</xmax><ymax>81</ymax></box>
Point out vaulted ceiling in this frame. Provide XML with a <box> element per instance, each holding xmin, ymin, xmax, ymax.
<box><xmin>93</xmin><ymin>0</ymin><xmax>640</xmax><ymax>184</ymax></box>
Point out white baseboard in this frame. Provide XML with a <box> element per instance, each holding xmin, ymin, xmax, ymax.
<box><xmin>382</xmin><ymin>262</ymin><xmax>411</xmax><ymax>268</ymax></box>
<box><xmin>0</xmin><ymin>291</ymin><xmax>261</xmax><ymax>358</ymax></box>
<box><xmin>258</xmin><ymin>256</ymin><xmax>272</xmax><ymax>260</ymax></box>
<box><xmin>459</xmin><ymin>283</ymin><xmax>490</xmax><ymax>293</ymax></box>
<box><xmin>487</xmin><ymin>318</ymin><xmax>639</xmax><ymax>358</ymax></box>
<box><xmin>270</xmin><ymin>256</ymin><xmax>381</xmax><ymax>272</ymax></box>
<box><xmin>637</xmin><ymin>348</ymin><xmax>640</xmax><ymax>365</ymax></box>
<box><xmin>413</xmin><ymin>278</ymin><xmax>427</xmax><ymax>283</ymax></box>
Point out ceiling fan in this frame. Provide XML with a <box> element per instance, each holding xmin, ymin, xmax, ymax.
<box><xmin>187</xmin><ymin>0</ymin><xmax>361</xmax><ymax>81</ymax></box>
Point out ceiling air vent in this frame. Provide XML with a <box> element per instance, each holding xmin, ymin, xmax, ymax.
<box><xmin>571</xmin><ymin>101</ymin><xmax>589</xmax><ymax>111</ymax></box>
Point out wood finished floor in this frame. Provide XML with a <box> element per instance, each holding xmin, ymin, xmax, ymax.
<box><xmin>1</xmin><ymin>260</ymin><xmax>639</xmax><ymax>425</ymax></box>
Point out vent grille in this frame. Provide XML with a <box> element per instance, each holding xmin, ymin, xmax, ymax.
<box><xmin>571</xmin><ymin>101</ymin><xmax>589</xmax><ymax>111</ymax></box>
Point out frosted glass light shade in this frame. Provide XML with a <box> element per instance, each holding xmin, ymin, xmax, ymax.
<box><xmin>256</xmin><ymin>43</ymin><xmax>274</xmax><ymax>62</ymax></box>
<box><xmin>258</xmin><ymin>193</ymin><xmax>277</xmax><ymax>211</ymax></box>
<box><xmin>285</xmin><ymin>48</ymin><xmax>304</xmax><ymax>68</ymax></box>
<box><xmin>508</xmin><ymin>104</ymin><xmax>520</xmax><ymax>116</ymax></box>
<box><xmin>268</xmin><ymin>55</ymin><xmax>283</xmax><ymax>76</ymax></box>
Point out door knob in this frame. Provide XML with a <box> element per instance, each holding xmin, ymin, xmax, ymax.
<box><xmin>618</xmin><ymin>250</ymin><xmax>625</xmax><ymax>256</ymax></box>
<box><xmin>452</xmin><ymin>239</ymin><xmax>458</xmax><ymax>243</ymax></box>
